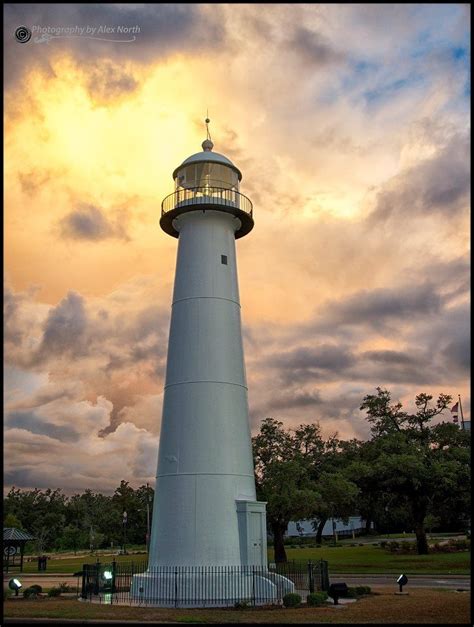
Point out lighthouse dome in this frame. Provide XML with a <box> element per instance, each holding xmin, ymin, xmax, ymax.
<box><xmin>172</xmin><ymin>146</ymin><xmax>242</xmax><ymax>183</ymax></box>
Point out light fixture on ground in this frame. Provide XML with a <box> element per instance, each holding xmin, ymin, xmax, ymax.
<box><xmin>8</xmin><ymin>578</ymin><xmax>22</xmax><ymax>596</ymax></box>
<box><xmin>130</xmin><ymin>121</ymin><xmax>293</xmax><ymax>606</ymax></box>
<box><xmin>396</xmin><ymin>574</ymin><xmax>408</xmax><ymax>594</ymax></box>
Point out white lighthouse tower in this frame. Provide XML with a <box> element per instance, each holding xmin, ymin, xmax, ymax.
<box><xmin>131</xmin><ymin>121</ymin><xmax>293</xmax><ymax>606</ymax></box>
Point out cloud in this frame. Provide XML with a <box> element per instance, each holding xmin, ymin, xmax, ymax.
<box><xmin>317</xmin><ymin>283</ymin><xmax>443</xmax><ymax>332</ymax></box>
<box><xmin>269</xmin><ymin>344</ymin><xmax>356</xmax><ymax>386</ymax></box>
<box><xmin>370</xmin><ymin>132</ymin><xmax>470</xmax><ymax>222</ymax></box>
<box><xmin>58</xmin><ymin>204</ymin><xmax>130</xmax><ymax>241</ymax></box>
<box><xmin>4</xmin><ymin>417</ymin><xmax>159</xmax><ymax>493</ymax></box>
<box><xmin>289</xmin><ymin>26</ymin><xmax>347</xmax><ymax>67</ymax></box>
<box><xmin>4</xmin><ymin>280</ymin><xmax>169</xmax><ymax>439</ymax></box>
<box><xmin>3</xmin><ymin>3</ymin><xmax>226</xmax><ymax>90</ymax></box>
<box><xmin>6</xmin><ymin>410</ymin><xmax>81</xmax><ymax>442</ymax></box>
<box><xmin>3</xmin><ymin>4</ymin><xmax>470</xmax><ymax>493</ymax></box>
<box><xmin>38</xmin><ymin>291</ymin><xmax>88</xmax><ymax>359</ymax></box>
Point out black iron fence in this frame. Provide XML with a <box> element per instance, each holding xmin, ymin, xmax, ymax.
<box><xmin>161</xmin><ymin>186</ymin><xmax>253</xmax><ymax>218</ymax></box>
<box><xmin>81</xmin><ymin>559</ymin><xmax>329</xmax><ymax>607</ymax></box>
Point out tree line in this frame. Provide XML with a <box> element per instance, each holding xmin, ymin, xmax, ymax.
<box><xmin>4</xmin><ymin>389</ymin><xmax>471</xmax><ymax>560</ymax></box>
<box><xmin>3</xmin><ymin>480</ymin><xmax>152</xmax><ymax>554</ymax></box>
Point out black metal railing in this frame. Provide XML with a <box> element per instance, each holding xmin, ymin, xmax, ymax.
<box><xmin>81</xmin><ymin>559</ymin><xmax>329</xmax><ymax>607</ymax></box>
<box><xmin>161</xmin><ymin>187</ymin><xmax>253</xmax><ymax>218</ymax></box>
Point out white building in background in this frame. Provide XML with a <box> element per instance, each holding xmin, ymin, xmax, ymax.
<box><xmin>286</xmin><ymin>517</ymin><xmax>371</xmax><ymax>538</ymax></box>
<box><xmin>131</xmin><ymin>128</ymin><xmax>293</xmax><ymax>606</ymax></box>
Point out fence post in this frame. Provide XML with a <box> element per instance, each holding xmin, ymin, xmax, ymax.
<box><xmin>320</xmin><ymin>559</ymin><xmax>329</xmax><ymax>591</ymax></box>
<box><xmin>308</xmin><ymin>561</ymin><xmax>314</xmax><ymax>593</ymax></box>
<box><xmin>174</xmin><ymin>567</ymin><xmax>178</xmax><ymax>608</ymax></box>
<box><xmin>81</xmin><ymin>564</ymin><xmax>87</xmax><ymax>599</ymax></box>
<box><xmin>94</xmin><ymin>560</ymin><xmax>100</xmax><ymax>596</ymax></box>
<box><xmin>252</xmin><ymin>565</ymin><xmax>256</xmax><ymax>607</ymax></box>
<box><xmin>111</xmin><ymin>558</ymin><xmax>116</xmax><ymax>597</ymax></box>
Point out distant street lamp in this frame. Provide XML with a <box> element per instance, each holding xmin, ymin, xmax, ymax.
<box><xmin>122</xmin><ymin>511</ymin><xmax>128</xmax><ymax>554</ymax></box>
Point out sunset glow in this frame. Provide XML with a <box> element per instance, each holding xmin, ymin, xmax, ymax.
<box><xmin>4</xmin><ymin>3</ymin><xmax>470</xmax><ymax>493</ymax></box>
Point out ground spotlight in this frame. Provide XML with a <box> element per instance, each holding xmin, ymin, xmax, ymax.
<box><xmin>103</xmin><ymin>570</ymin><xmax>113</xmax><ymax>580</ymax></box>
<box><xmin>8</xmin><ymin>578</ymin><xmax>22</xmax><ymax>596</ymax></box>
<box><xmin>396</xmin><ymin>574</ymin><xmax>408</xmax><ymax>593</ymax></box>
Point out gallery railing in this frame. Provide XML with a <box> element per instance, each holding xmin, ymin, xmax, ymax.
<box><xmin>81</xmin><ymin>559</ymin><xmax>329</xmax><ymax>607</ymax></box>
<box><xmin>161</xmin><ymin>187</ymin><xmax>253</xmax><ymax>218</ymax></box>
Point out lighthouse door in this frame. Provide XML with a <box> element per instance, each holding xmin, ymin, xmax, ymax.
<box><xmin>249</xmin><ymin>511</ymin><xmax>264</xmax><ymax>565</ymax></box>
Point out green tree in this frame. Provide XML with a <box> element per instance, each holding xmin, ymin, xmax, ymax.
<box><xmin>359</xmin><ymin>388</ymin><xmax>469</xmax><ymax>554</ymax></box>
<box><xmin>253</xmin><ymin>418</ymin><xmax>321</xmax><ymax>562</ymax></box>
<box><xmin>4</xmin><ymin>513</ymin><xmax>22</xmax><ymax>529</ymax></box>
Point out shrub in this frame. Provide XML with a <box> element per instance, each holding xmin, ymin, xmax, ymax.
<box><xmin>306</xmin><ymin>592</ymin><xmax>328</xmax><ymax>606</ymax></box>
<box><xmin>344</xmin><ymin>587</ymin><xmax>359</xmax><ymax>598</ymax></box>
<box><xmin>387</xmin><ymin>541</ymin><xmax>400</xmax><ymax>552</ymax></box>
<box><xmin>355</xmin><ymin>586</ymin><xmax>371</xmax><ymax>596</ymax></box>
<box><xmin>380</xmin><ymin>540</ymin><xmax>387</xmax><ymax>548</ymax></box>
<box><xmin>59</xmin><ymin>582</ymin><xmax>71</xmax><ymax>592</ymax></box>
<box><xmin>23</xmin><ymin>587</ymin><xmax>39</xmax><ymax>599</ymax></box>
<box><xmin>283</xmin><ymin>592</ymin><xmax>302</xmax><ymax>608</ymax></box>
<box><xmin>400</xmin><ymin>541</ymin><xmax>413</xmax><ymax>553</ymax></box>
<box><xmin>4</xmin><ymin>588</ymin><xmax>12</xmax><ymax>601</ymax></box>
<box><xmin>234</xmin><ymin>601</ymin><xmax>250</xmax><ymax>609</ymax></box>
<box><xmin>447</xmin><ymin>538</ymin><xmax>470</xmax><ymax>551</ymax></box>
<box><xmin>47</xmin><ymin>587</ymin><xmax>62</xmax><ymax>597</ymax></box>
<box><xmin>29</xmin><ymin>584</ymin><xmax>43</xmax><ymax>593</ymax></box>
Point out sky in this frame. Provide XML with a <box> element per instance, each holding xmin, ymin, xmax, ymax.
<box><xmin>4</xmin><ymin>3</ymin><xmax>470</xmax><ymax>495</ymax></box>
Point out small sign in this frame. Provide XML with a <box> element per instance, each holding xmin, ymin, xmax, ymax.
<box><xmin>4</xmin><ymin>546</ymin><xmax>17</xmax><ymax>556</ymax></box>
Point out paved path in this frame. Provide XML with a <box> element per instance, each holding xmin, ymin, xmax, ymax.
<box><xmin>5</xmin><ymin>572</ymin><xmax>469</xmax><ymax>591</ymax></box>
<box><xmin>3</xmin><ymin>573</ymin><xmax>81</xmax><ymax>589</ymax></box>
<box><xmin>331</xmin><ymin>573</ymin><xmax>470</xmax><ymax>590</ymax></box>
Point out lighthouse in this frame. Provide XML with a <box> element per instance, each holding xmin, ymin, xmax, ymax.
<box><xmin>131</xmin><ymin>121</ymin><xmax>293</xmax><ymax>606</ymax></box>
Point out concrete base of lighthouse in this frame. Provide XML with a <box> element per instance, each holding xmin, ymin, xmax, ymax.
<box><xmin>130</xmin><ymin>569</ymin><xmax>295</xmax><ymax>607</ymax></box>
<box><xmin>130</xmin><ymin>499</ymin><xmax>294</xmax><ymax>607</ymax></box>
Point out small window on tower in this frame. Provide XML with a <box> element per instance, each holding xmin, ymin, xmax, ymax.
<box><xmin>221</xmin><ymin>255</ymin><xmax>228</xmax><ymax>265</ymax></box>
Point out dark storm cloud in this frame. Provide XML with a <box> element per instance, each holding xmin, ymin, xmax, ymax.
<box><xmin>6</xmin><ymin>410</ymin><xmax>80</xmax><ymax>442</ymax></box>
<box><xmin>413</xmin><ymin>301</ymin><xmax>470</xmax><ymax>376</ymax></box>
<box><xmin>58</xmin><ymin>204</ymin><xmax>129</xmax><ymax>241</ymax></box>
<box><xmin>370</xmin><ymin>133</ymin><xmax>470</xmax><ymax>222</ymax></box>
<box><xmin>360</xmin><ymin>350</ymin><xmax>416</xmax><ymax>365</ymax></box>
<box><xmin>289</xmin><ymin>26</ymin><xmax>347</xmax><ymax>67</ymax></box>
<box><xmin>272</xmin><ymin>344</ymin><xmax>355</xmax><ymax>374</ymax></box>
<box><xmin>318</xmin><ymin>283</ymin><xmax>443</xmax><ymax>331</ymax></box>
<box><xmin>4</xmin><ymin>468</ymin><xmax>39</xmax><ymax>489</ymax></box>
<box><xmin>266</xmin><ymin>339</ymin><xmax>440</xmax><ymax>388</ymax></box>
<box><xmin>4</xmin><ymin>3</ymin><xmax>225</xmax><ymax>89</ymax></box>
<box><xmin>268</xmin><ymin>390</ymin><xmax>324</xmax><ymax>411</ymax></box>
<box><xmin>423</xmin><ymin>256</ymin><xmax>470</xmax><ymax>300</ymax></box>
<box><xmin>442</xmin><ymin>338</ymin><xmax>470</xmax><ymax>372</ymax></box>
<box><xmin>5</xmin><ymin>283</ymin><xmax>170</xmax><ymax>438</ymax></box>
<box><xmin>38</xmin><ymin>291</ymin><xmax>88</xmax><ymax>359</ymax></box>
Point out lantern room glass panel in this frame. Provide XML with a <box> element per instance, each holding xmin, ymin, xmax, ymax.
<box><xmin>175</xmin><ymin>163</ymin><xmax>239</xmax><ymax>192</ymax></box>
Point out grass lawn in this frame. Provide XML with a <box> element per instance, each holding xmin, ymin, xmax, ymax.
<box><xmin>283</xmin><ymin>545</ymin><xmax>470</xmax><ymax>575</ymax></box>
<box><xmin>15</xmin><ymin>545</ymin><xmax>469</xmax><ymax>576</ymax></box>
<box><xmin>19</xmin><ymin>553</ymin><xmax>148</xmax><ymax>574</ymax></box>
<box><xmin>3</xmin><ymin>587</ymin><xmax>470</xmax><ymax>623</ymax></box>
